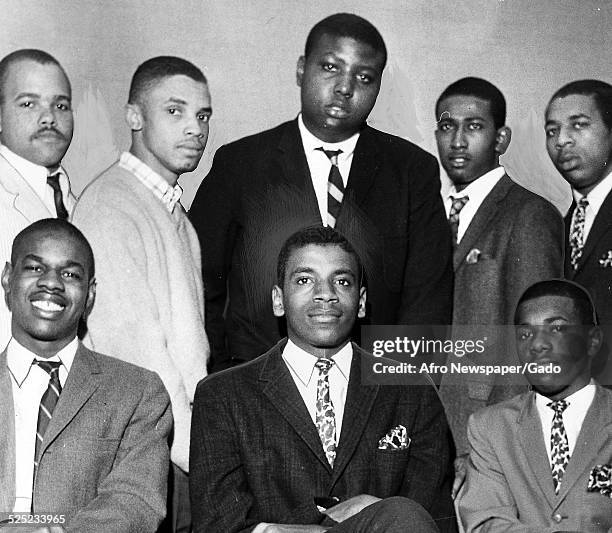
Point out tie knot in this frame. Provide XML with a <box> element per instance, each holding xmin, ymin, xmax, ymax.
<box><xmin>449</xmin><ymin>195</ymin><xmax>469</xmax><ymax>216</ymax></box>
<box><xmin>318</xmin><ymin>148</ymin><xmax>342</xmax><ymax>166</ymax></box>
<box><xmin>47</xmin><ymin>173</ymin><xmax>61</xmax><ymax>190</ymax></box>
<box><xmin>578</xmin><ymin>197</ymin><xmax>589</xmax><ymax>209</ymax></box>
<box><xmin>33</xmin><ymin>359</ymin><xmax>62</xmax><ymax>375</ymax></box>
<box><xmin>548</xmin><ymin>399</ymin><xmax>569</xmax><ymax>414</ymax></box>
<box><xmin>315</xmin><ymin>358</ymin><xmax>335</xmax><ymax>374</ymax></box>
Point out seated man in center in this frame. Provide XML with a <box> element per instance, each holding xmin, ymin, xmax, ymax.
<box><xmin>189</xmin><ymin>226</ymin><xmax>453</xmax><ymax>533</ymax></box>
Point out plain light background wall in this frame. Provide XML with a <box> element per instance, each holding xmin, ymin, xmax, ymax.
<box><xmin>2</xmin><ymin>0</ymin><xmax>611</xmax><ymax>211</ymax></box>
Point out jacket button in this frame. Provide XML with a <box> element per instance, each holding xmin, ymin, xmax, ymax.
<box><xmin>552</xmin><ymin>513</ymin><xmax>563</xmax><ymax>523</ymax></box>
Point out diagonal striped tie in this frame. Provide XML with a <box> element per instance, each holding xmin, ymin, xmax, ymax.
<box><xmin>318</xmin><ymin>148</ymin><xmax>344</xmax><ymax>228</ymax></box>
<box><xmin>33</xmin><ymin>360</ymin><xmax>62</xmax><ymax>478</ymax></box>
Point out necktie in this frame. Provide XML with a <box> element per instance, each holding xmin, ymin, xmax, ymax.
<box><xmin>448</xmin><ymin>195</ymin><xmax>469</xmax><ymax>246</ymax></box>
<box><xmin>570</xmin><ymin>197</ymin><xmax>589</xmax><ymax>270</ymax></box>
<box><xmin>318</xmin><ymin>148</ymin><xmax>344</xmax><ymax>228</ymax></box>
<box><xmin>47</xmin><ymin>173</ymin><xmax>69</xmax><ymax>220</ymax></box>
<box><xmin>548</xmin><ymin>399</ymin><xmax>570</xmax><ymax>495</ymax></box>
<box><xmin>314</xmin><ymin>358</ymin><xmax>336</xmax><ymax>467</ymax></box>
<box><xmin>33</xmin><ymin>360</ymin><xmax>62</xmax><ymax>477</ymax></box>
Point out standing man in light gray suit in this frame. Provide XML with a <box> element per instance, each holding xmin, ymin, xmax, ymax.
<box><xmin>0</xmin><ymin>49</ymin><xmax>76</xmax><ymax>351</ymax></box>
<box><xmin>434</xmin><ymin>78</ymin><xmax>564</xmax><ymax>495</ymax></box>
<box><xmin>0</xmin><ymin>219</ymin><xmax>172</xmax><ymax>532</ymax></box>
<box><xmin>458</xmin><ymin>279</ymin><xmax>612</xmax><ymax>532</ymax></box>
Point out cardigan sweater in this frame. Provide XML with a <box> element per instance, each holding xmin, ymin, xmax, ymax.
<box><xmin>72</xmin><ymin>161</ymin><xmax>209</xmax><ymax>472</ymax></box>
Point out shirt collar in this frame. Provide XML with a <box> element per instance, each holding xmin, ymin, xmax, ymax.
<box><xmin>297</xmin><ymin>113</ymin><xmax>360</xmax><ymax>160</ymax></box>
<box><xmin>0</xmin><ymin>143</ymin><xmax>68</xmax><ymax>200</ymax></box>
<box><xmin>534</xmin><ymin>379</ymin><xmax>596</xmax><ymax>413</ymax></box>
<box><xmin>572</xmin><ymin>169</ymin><xmax>612</xmax><ymax>214</ymax></box>
<box><xmin>6</xmin><ymin>336</ymin><xmax>79</xmax><ymax>387</ymax></box>
<box><xmin>119</xmin><ymin>151</ymin><xmax>183</xmax><ymax>213</ymax></box>
<box><xmin>447</xmin><ymin>166</ymin><xmax>505</xmax><ymax>203</ymax></box>
<box><xmin>282</xmin><ymin>338</ymin><xmax>353</xmax><ymax>387</ymax></box>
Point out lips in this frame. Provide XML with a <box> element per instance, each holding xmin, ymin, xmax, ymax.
<box><xmin>556</xmin><ymin>153</ymin><xmax>580</xmax><ymax>170</ymax></box>
<box><xmin>325</xmin><ymin>103</ymin><xmax>350</xmax><ymax>118</ymax></box>
<box><xmin>30</xmin><ymin>294</ymin><xmax>66</xmax><ymax>315</ymax></box>
<box><xmin>308</xmin><ymin>308</ymin><xmax>342</xmax><ymax>323</ymax></box>
<box><xmin>447</xmin><ymin>153</ymin><xmax>470</xmax><ymax>168</ymax></box>
<box><xmin>32</xmin><ymin>129</ymin><xmax>65</xmax><ymax>141</ymax></box>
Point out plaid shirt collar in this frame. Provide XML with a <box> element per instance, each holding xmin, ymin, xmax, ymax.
<box><xmin>119</xmin><ymin>151</ymin><xmax>183</xmax><ymax>213</ymax></box>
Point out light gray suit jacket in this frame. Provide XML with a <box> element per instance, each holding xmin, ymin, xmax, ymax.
<box><xmin>0</xmin><ymin>153</ymin><xmax>76</xmax><ymax>349</ymax></box>
<box><xmin>0</xmin><ymin>343</ymin><xmax>172</xmax><ymax>532</ymax></box>
<box><xmin>458</xmin><ymin>385</ymin><xmax>612</xmax><ymax>532</ymax></box>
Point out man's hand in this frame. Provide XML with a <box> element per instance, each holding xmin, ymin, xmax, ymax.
<box><xmin>261</xmin><ymin>525</ymin><xmax>327</xmax><ymax>533</ymax></box>
<box><xmin>452</xmin><ymin>454</ymin><xmax>469</xmax><ymax>499</ymax></box>
<box><xmin>322</xmin><ymin>494</ymin><xmax>381</xmax><ymax>523</ymax></box>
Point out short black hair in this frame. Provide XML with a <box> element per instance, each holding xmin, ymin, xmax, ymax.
<box><xmin>277</xmin><ymin>226</ymin><xmax>364</xmax><ymax>288</ymax></box>
<box><xmin>305</xmin><ymin>13</ymin><xmax>387</xmax><ymax>69</ymax></box>
<box><xmin>547</xmin><ymin>79</ymin><xmax>612</xmax><ymax>130</ymax></box>
<box><xmin>128</xmin><ymin>56</ymin><xmax>207</xmax><ymax>105</ymax></box>
<box><xmin>0</xmin><ymin>49</ymin><xmax>67</xmax><ymax>104</ymax></box>
<box><xmin>11</xmin><ymin>219</ymin><xmax>95</xmax><ymax>279</ymax></box>
<box><xmin>514</xmin><ymin>279</ymin><xmax>597</xmax><ymax>326</ymax></box>
<box><xmin>436</xmin><ymin>77</ymin><xmax>506</xmax><ymax>130</ymax></box>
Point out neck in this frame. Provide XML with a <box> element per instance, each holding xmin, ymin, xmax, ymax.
<box><xmin>13</xmin><ymin>332</ymin><xmax>75</xmax><ymax>359</ymax></box>
<box><xmin>129</xmin><ymin>145</ymin><xmax>179</xmax><ymax>187</ymax></box>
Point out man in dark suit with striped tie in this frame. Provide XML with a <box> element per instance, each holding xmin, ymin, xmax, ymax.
<box><xmin>189</xmin><ymin>13</ymin><xmax>452</xmax><ymax>372</ymax></box>
<box><xmin>0</xmin><ymin>219</ymin><xmax>171</xmax><ymax>532</ymax></box>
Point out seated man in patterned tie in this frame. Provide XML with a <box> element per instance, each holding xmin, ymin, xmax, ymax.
<box><xmin>0</xmin><ymin>219</ymin><xmax>172</xmax><ymax>532</ymax></box>
<box><xmin>458</xmin><ymin>279</ymin><xmax>612</xmax><ymax>532</ymax></box>
<box><xmin>0</xmin><ymin>49</ymin><xmax>77</xmax><ymax>351</ymax></box>
<box><xmin>190</xmin><ymin>226</ymin><xmax>454</xmax><ymax>533</ymax></box>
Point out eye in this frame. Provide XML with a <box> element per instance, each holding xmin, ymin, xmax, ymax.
<box><xmin>335</xmin><ymin>278</ymin><xmax>351</xmax><ymax>287</ymax></box>
<box><xmin>24</xmin><ymin>264</ymin><xmax>43</xmax><ymax>273</ymax></box>
<box><xmin>56</xmin><ymin>102</ymin><xmax>71</xmax><ymax>111</ymax></box>
<box><xmin>545</xmin><ymin>127</ymin><xmax>557</xmax><ymax>138</ymax></box>
<box><xmin>296</xmin><ymin>277</ymin><xmax>312</xmax><ymax>285</ymax></box>
<box><xmin>468</xmin><ymin>122</ymin><xmax>483</xmax><ymax>131</ymax></box>
<box><xmin>198</xmin><ymin>113</ymin><xmax>211</xmax><ymax>123</ymax></box>
<box><xmin>550</xmin><ymin>324</ymin><xmax>565</xmax><ymax>333</ymax></box>
<box><xmin>167</xmin><ymin>107</ymin><xmax>180</xmax><ymax>116</ymax></box>
<box><xmin>517</xmin><ymin>329</ymin><xmax>532</xmax><ymax>341</ymax></box>
<box><xmin>19</xmin><ymin>101</ymin><xmax>34</xmax><ymax>108</ymax></box>
<box><xmin>322</xmin><ymin>62</ymin><xmax>337</xmax><ymax>72</ymax></box>
<box><xmin>437</xmin><ymin>122</ymin><xmax>453</xmax><ymax>132</ymax></box>
<box><xmin>573</xmin><ymin>121</ymin><xmax>589</xmax><ymax>130</ymax></box>
<box><xmin>357</xmin><ymin>73</ymin><xmax>372</xmax><ymax>84</ymax></box>
<box><xmin>62</xmin><ymin>271</ymin><xmax>82</xmax><ymax>280</ymax></box>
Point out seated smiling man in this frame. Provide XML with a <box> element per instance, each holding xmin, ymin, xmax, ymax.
<box><xmin>0</xmin><ymin>219</ymin><xmax>171</xmax><ymax>532</ymax></box>
<box><xmin>190</xmin><ymin>226</ymin><xmax>453</xmax><ymax>533</ymax></box>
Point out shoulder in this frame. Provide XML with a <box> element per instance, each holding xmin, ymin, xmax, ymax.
<box><xmin>360</xmin><ymin>125</ymin><xmax>437</xmax><ymax>164</ymax></box>
<box><xmin>470</xmin><ymin>392</ymin><xmax>527</xmax><ymax>430</ymax></box>
<box><xmin>505</xmin><ymin>177</ymin><xmax>560</xmax><ymax>213</ymax></box>
<box><xmin>214</xmin><ymin>121</ymin><xmax>295</xmax><ymax>157</ymax></box>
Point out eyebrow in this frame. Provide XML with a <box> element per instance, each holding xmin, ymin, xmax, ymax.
<box><xmin>23</xmin><ymin>254</ymin><xmax>85</xmax><ymax>271</ymax></box>
<box><xmin>289</xmin><ymin>266</ymin><xmax>356</xmax><ymax>278</ymax></box>
<box><xmin>517</xmin><ymin>316</ymin><xmax>569</xmax><ymax>325</ymax></box>
<box><xmin>166</xmin><ymin>97</ymin><xmax>212</xmax><ymax>113</ymax></box>
<box><xmin>14</xmin><ymin>92</ymin><xmax>70</xmax><ymax>101</ymax></box>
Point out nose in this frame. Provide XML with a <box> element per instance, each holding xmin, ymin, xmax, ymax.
<box><xmin>335</xmin><ymin>73</ymin><xmax>354</xmax><ymax>98</ymax></box>
<box><xmin>38</xmin><ymin>105</ymin><xmax>57</xmax><ymax>128</ymax></box>
<box><xmin>37</xmin><ymin>268</ymin><xmax>64</xmax><ymax>291</ymax></box>
<box><xmin>451</xmin><ymin>126</ymin><xmax>468</xmax><ymax>149</ymax></box>
<box><xmin>184</xmin><ymin>116</ymin><xmax>208</xmax><ymax>140</ymax></box>
<box><xmin>529</xmin><ymin>327</ymin><xmax>552</xmax><ymax>354</ymax></box>
<box><xmin>555</xmin><ymin>125</ymin><xmax>573</xmax><ymax>148</ymax></box>
<box><xmin>313</xmin><ymin>279</ymin><xmax>339</xmax><ymax>303</ymax></box>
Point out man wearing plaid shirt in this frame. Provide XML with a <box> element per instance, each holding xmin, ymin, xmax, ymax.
<box><xmin>71</xmin><ymin>56</ymin><xmax>212</xmax><ymax>533</ymax></box>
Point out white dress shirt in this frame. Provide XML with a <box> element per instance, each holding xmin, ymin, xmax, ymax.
<box><xmin>444</xmin><ymin>166</ymin><xmax>505</xmax><ymax>244</ymax></box>
<box><xmin>535</xmin><ymin>380</ymin><xmax>596</xmax><ymax>466</ymax></box>
<box><xmin>282</xmin><ymin>339</ymin><xmax>353</xmax><ymax>444</ymax></box>
<box><xmin>571</xmin><ymin>170</ymin><xmax>612</xmax><ymax>240</ymax></box>
<box><xmin>0</xmin><ymin>144</ymin><xmax>71</xmax><ymax>218</ymax></box>
<box><xmin>297</xmin><ymin>114</ymin><xmax>359</xmax><ymax>226</ymax></box>
<box><xmin>7</xmin><ymin>337</ymin><xmax>78</xmax><ymax>512</ymax></box>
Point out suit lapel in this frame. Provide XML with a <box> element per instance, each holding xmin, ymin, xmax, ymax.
<box><xmin>259</xmin><ymin>343</ymin><xmax>331</xmax><ymax>471</ymax></box>
<box><xmin>577</xmin><ymin>189</ymin><xmax>612</xmax><ymax>271</ymax></box>
<box><xmin>39</xmin><ymin>344</ymin><xmax>101</xmax><ymax>459</ymax></box>
<box><xmin>276</xmin><ymin>120</ymin><xmax>322</xmax><ymax>224</ymax></box>
<box><xmin>555</xmin><ymin>385</ymin><xmax>612</xmax><ymax>507</ymax></box>
<box><xmin>0</xmin><ymin>351</ymin><xmax>16</xmax><ymax>512</ymax></box>
<box><xmin>0</xmin><ymin>155</ymin><xmax>53</xmax><ymax>221</ymax></box>
<box><xmin>331</xmin><ymin>347</ymin><xmax>379</xmax><ymax>484</ymax></box>
<box><xmin>517</xmin><ymin>392</ymin><xmax>557</xmax><ymax>508</ymax></box>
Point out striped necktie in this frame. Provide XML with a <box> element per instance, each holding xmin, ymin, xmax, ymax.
<box><xmin>33</xmin><ymin>360</ymin><xmax>62</xmax><ymax>477</ymax></box>
<box><xmin>318</xmin><ymin>148</ymin><xmax>344</xmax><ymax>228</ymax></box>
<box><xmin>314</xmin><ymin>358</ymin><xmax>336</xmax><ymax>467</ymax></box>
<box><xmin>47</xmin><ymin>173</ymin><xmax>69</xmax><ymax>220</ymax></box>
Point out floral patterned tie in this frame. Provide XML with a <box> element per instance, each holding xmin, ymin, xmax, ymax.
<box><xmin>570</xmin><ymin>197</ymin><xmax>589</xmax><ymax>270</ymax></box>
<box><xmin>549</xmin><ymin>399</ymin><xmax>570</xmax><ymax>495</ymax></box>
<box><xmin>314</xmin><ymin>358</ymin><xmax>336</xmax><ymax>467</ymax></box>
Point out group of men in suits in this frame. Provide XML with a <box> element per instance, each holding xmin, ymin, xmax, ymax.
<box><xmin>1</xmin><ymin>8</ymin><xmax>612</xmax><ymax>533</ymax></box>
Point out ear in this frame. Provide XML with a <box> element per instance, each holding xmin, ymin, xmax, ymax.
<box><xmin>494</xmin><ymin>126</ymin><xmax>511</xmax><ymax>156</ymax></box>
<box><xmin>1</xmin><ymin>262</ymin><xmax>12</xmax><ymax>311</ymax></box>
<box><xmin>83</xmin><ymin>277</ymin><xmax>97</xmax><ymax>319</ymax></box>
<box><xmin>587</xmin><ymin>325</ymin><xmax>603</xmax><ymax>358</ymax></box>
<box><xmin>296</xmin><ymin>56</ymin><xmax>305</xmax><ymax>87</ymax></box>
<box><xmin>125</xmin><ymin>103</ymin><xmax>144</xmax><ymax>132</ymax></box>
<box><xmin>272</xmin><ymin>285</ymin><xmax>285</xmax><ymax>317</ymax></box>
<box><xmin>357</xmin><ymin>287</ymin><xmax>367</xmax><ymax>319</ymax></box>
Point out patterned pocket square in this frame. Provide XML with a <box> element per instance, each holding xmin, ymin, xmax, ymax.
<box><xmin>466</xmin><ymin>249</ymin><xmax>481</xmax><ymax>264</ymax></box>
<box><xmin>599</xmin><ymin>251</ymin><xmax>612</xmax><ymax>268</ymax></box>
<box><xmin>587</xmin><ymin>464</ymin><xmax>612</xmax><ymax>497</ymax></box>
<box><xmin>377</xmin><ymin>425</ymin><xmax>410</xmax><ymax>450</ymax></box>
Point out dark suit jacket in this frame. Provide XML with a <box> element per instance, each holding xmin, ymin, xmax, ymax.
<box><xmin>458</xmin><ymin>385</ymin><xmax>612</xmax><ymax>532</ymax></box>
<box><xmin>189</xmin><ymin>341</ymin><xmax>453</xmax><ymax>533</ymax></box>
<box><xmin>189</xmin><ymin>119</ymin><xmax>453</xmax><ymax>370</ymax></box>
<box><xmin>0</xmin><ymin>343</ymin><xmax>172</xmax><ymax>532</ymax></box>
<box><xmin>439</xmin><ymin>175</ymin><xmax>564</xmax><ymax>455</ymax></box>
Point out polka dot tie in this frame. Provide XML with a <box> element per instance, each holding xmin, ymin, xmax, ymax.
<box><xmin>33</xmin><ymin>360</ymin><xmax>62</xmax><ymax>478</ymax></box>
<box><xmin>548</xmin><ymin>399</ymin><xmax>570</xmax><ymax>495</ymax></box>
<box><xmin>570</xmin><ymin>197</ymin><xmax>589</xmax><ymax>270</ymax></box>
<box><xmin>448</xmin><ymin>195</ymin><xmax>469</xmax><ymax>246</ymax></box>
<box><xmin>314</xmin><ymin>358</ymin><xmax>336</xmax><ymax>467</ymax></box>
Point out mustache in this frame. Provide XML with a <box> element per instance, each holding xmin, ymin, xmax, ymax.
<box><xmin>31</xmin><ymin>127</ymin><xmax>68</xmax><ymax>141</ymax></box>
